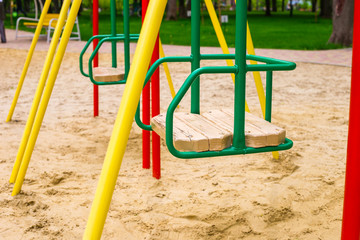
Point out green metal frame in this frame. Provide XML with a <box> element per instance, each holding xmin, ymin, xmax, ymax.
<box><xmin>79</xmin><ymin>0</ymin><xmax>139</xmax><ymax>85</ymax></box>
<box><xmin>133</xmin><ymin>0</ymin><xmax>296</xmax><ymax>159</ymax></box>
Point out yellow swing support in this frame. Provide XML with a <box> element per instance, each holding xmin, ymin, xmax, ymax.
<box><xmin>9</xmin><ymin>0</ymin><xmax>82</xmax><ymax>195</ymax></box>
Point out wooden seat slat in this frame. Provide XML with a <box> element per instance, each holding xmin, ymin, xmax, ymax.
<box><xmin>151</xmin><ymin>110</ymin><xmax>286</xmax><ymax>152</ymax></box>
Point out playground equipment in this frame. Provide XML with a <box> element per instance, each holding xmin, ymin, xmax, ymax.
<box><xmin>79</xmin><ymin>0</ymin><xmax>137</xmax><ymax>85</ymax></box>
<box><xmin>5</xmin><ymin>0</ymin><xmax>360</xmax><ymax>237</ymax></box>
<box><xmin>84</xmin><ymin>0</ymin><xmax>295</xmax><ymax>238</ymax></box>
<box><xmin>9</xmin><ymin>0</ymin><xmax>81</xmax><ymax>195</ymax></box>
<box><xmin>15</xmin><ymin>0</ymin><xmax>81</xmax><ymax>43</ymax></box>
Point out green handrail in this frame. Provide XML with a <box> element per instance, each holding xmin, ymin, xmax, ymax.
<box><xmin>79</xmin><ymin>0</ymin><xmax>139</xmax><ymax>85</ymax></box>
<box><xmin>134</xmin><ymin>54</ymin><xmax>295</xmax><ymax>131</ymax></box>
<box><xmin>164</xmin><ymin>66</ymin><xmax>293</xmax><ymax>158</ymax></box>
<box><xmin>87</xmin><ymin>36</ymin><xmax>139</xmax><ymax>85</ymax></box>
<box><xmin>79</xmin><ymin>34</ymin><xmax>140</xmax><ymax>78</ymax></box>
<box><xmin>135</xmin><ymin>56</ymin><xmax>193</xmax><ymax>130</ymax></box>
<box><xmin>135</xmin><ymin>0</ymin><xmax>295</xmax><ymax>159</ymax></box>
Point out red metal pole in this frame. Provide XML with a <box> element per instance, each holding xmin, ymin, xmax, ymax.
<box><xmin>142</xmin><ymin>0</ymin><xmax>151</xmax><ymax>169</ymax></box>
<box><xmin>152</xmin><ymin>37</ymin><xmax>161</xmax><ymax>179</ymax></box>
<box><xmin>341</xmin><ymin>2</ymin><xmax>360</xmax><ymax>239</ymax></box>
<box><xmin>93</xmin><ymin>0</ymin><xmax>99</xmax><ymax>117</ymax></box>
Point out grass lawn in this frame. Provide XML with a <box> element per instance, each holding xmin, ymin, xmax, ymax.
<box><xmin>6</xmin><ymin>9</ymin><xmax>340</xmax><ymax>50</ymax></box>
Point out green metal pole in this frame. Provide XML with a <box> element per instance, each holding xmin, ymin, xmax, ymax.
<box><xmin>265</xmin><ymin>71</ymin><xmax>273</xmax><ymax>122</ymax></box>
<box><xmin>123</xmin><ymin>0</ymin><xmax>130</xmax><ymax>79</ymax></box>
<box><xmin>190</xmin><ymin>0</ymin><xmax>200</xmax><ymax>114</ymax></box>
<box><xmin>233</xmin><ymin>0</ymin><xmax>247</xmax><ymax>149</ymax></box>
<box><xmin>110</xmin><ymin>0</ymin><xmax>117</xmax><ymax>68</ymax></box>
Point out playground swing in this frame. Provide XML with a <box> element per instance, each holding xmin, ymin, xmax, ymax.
<box><xmin>134</xmin><ymin>1</ymin><xmax>296</xmax><ymax>159</ymax></box>
<box><xmin>79</xmin><ymin>0</ymin><xmax>139</xmax><ymax>85</ymax></box>
<box><xmin>84</xmin><ymin>1</ymin><xmax>297</xmax><ymax>237</ymax></box>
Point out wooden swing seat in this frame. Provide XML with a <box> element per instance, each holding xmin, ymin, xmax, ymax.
<box><xmin>93</xmin><ymin>67</ymin><xmax>125</xmax><ymax>82</ymax></box>
<box><xmin>151</xmin><ymin>109</ymin><xmax>286</xmax><ymax>152</ymax></box>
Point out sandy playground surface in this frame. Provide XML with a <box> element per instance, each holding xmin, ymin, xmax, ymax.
<box><xmin>0</xmin><ymin>33</ymin><xmax>352</xmax><ymax>239</ymax></box>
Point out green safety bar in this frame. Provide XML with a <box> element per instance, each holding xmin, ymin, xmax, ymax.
<box><xmin>135</xmin><ymin>56</ymin><xmax>192</xmax><ymax>130</ymax></box>
<box><xmin>134</xmin><ymin>53</ymin><xmax>295</xmax><ymax>131</ymax></box>
<box><xmin>164</xmin><ymin>66</ymin><xmax>293</xmax><ymax>159</ymax></box>
<box><xmin>79</xmin><ymin>0</ymin><xmax>138</xmax><ymax>85</ymax></box>
<box><xmin>138</xmin><ymin>0</ymin><xmax>295</xmax><ymax>159</ymax></box>
<box><xmin>86</xmin><ymin>35</ymin><xmax>139</xmax><ymax>85</ymax></box>
<box><xmin>133</xmin><ymin>54</ymin><xmax>294</xmax><ymax>158</ymax></box>
<box><xmin>79</xmin><ymin>34</ymin><xmax>140</xmax><ymax>78</ymax></box>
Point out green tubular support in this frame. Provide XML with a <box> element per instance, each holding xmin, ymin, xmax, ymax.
<box><xmin>166</xmin><ymin>139</ymin><xmax>293</xmax><ymax>159</ymax></box>
<box><xmin>166</xmin><ymin>66</ymin><xmax>237</xmax><ymax>157</ymax></box>
<box><xmin>135</xmin><ymin>104</ymin><xmax>152</xmax><ymax>131</ymax></box>
<box><xmin>163</xmin><ymin>66</ymin><xmax>293</xmax><ymax>159</ymax></box>
<box><xmin>232</xmin><ymin>0</ymin><xmax>247</xmax><ymax>149</ymax></box>
<box><xmin>133</xmin><ymin>0</ymin><xmax>297</xmax><ymax>158</ymax></box>
<box><xmin>134</xmin><ymin>53</ymin><xmax>295</xmax><ymax>131</ymax></box>
<box><xmin>123</xmin><ymin>0</ymin><xmax>130</xmax><ymax>79</ymax></box>
<box><xmin>110</xmin><ymin>0</ymin><xmax>117</xmax><ymax>68</ymax></box>
<box><xmin>79</xmin><ymin>35</ymin><xmax>112</xmax><ymax>77</ymax></box>
<box><xmin>134</xmin><ymin>56</ymin><xmax>193</xmax><ymax>130</ymax></box>
<box><xmin>265</xmin><ymin>71</ymin><xmax>272</xmax><ymax>122</ymax></box>
<box><xmin>80</xmin><ymin>34</ymin><xmax>139</xmax><ymax>78</ymax></box>
<box><xmin>190</xmin><ymin>0</ymin><xmax>200</xmax><ymax>114</ymax></box>
<box><xmin>80</xmin><ymin>0</ymin><xmax>139</xmax><ymax>85</ymax></box>
<box><xmin>87</xmin><ymin>35</ymin><xmax>139</xmax><ymax>85</ymax></box>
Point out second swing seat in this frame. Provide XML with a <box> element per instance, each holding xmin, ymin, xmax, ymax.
<box><xmin>93</xmin><ymin>67</ymin><xmax>125</xmax><ymax>82</ymax></box>
<box><xmin>151</xmin><ymin>109</ymin><xmax>286</xmax><ymax>152</ymax></box>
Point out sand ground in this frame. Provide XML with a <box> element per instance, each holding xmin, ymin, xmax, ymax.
<box><xmin>0</xmin><ymin>29</ymin><xmax>352</xmax><ymax>239</ymax></box>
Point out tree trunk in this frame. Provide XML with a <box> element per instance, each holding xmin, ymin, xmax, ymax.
<box><xmin>312</xmin><ymin>0</ymin><xmax>317</xmax><ymax>12</ymax></box>
<box><xmin>320</xmin><ymin>0</ymin><xmax>332</xmax><ymax>18</ymax></box>
<box><xmin>179</xmin><ymin>0</ymin><xmax>187</xmax><ymax>18</ymax></box>
<box><xmin>289</xmin><ymin>0</ymin><xmax>293</xmax><ymax>16</ymax></box>
<box><xmin>328</xmin><ymin>0</ymin><xmax>354</xmax><ymax>46</ymax></box>
<box><xmin>272</xmin><ymin>0</ymin><xmax>277</xmax><ymax>11</ymax></box>
<box><xmin>265</xmin><ymin>0</ymin><xmax>271</xmax><ymax>15</ymax></box>
<box><xmin>166</xmin><ymin>0</ymin><xmax>177</xmax><ymax>20</ymax></box>
<box><xmin>282</xmin><ymin>0</ymin><xmax>285</xmax><ymax>11</ymax></box>
<box><xmin>248</xmin><ymin>0</ymin><xmax>252</xmax><ymax>11</ymax></box>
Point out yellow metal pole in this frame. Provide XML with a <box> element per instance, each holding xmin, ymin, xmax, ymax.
<box><xmin>9</xmin><ymin>0</ymin><xmax>72</xmax><ymax>183</ymax></box>
<box><xmin>83</xmin><ymin>0</ymin><xmax>167</xmax><ymax>238</ymax></box>
<box><xmin>204</xmin><ymin>0</ymin><xmax>250</xmax><ymax>112</ymax></box>
<box><xmin>159</xmin><ymin>39</ymin><xmax>176</xmax><ymax>98</ymax></box>
<box><xmin>11</xmin><ymin>0</ymin><xmax>82</xmax><ymax>195</ymax></box>
<box><xmin>246</xmin><ymin>24</ymin><xmax>266</xmax><ymax>116</ymax></box>
<box><xmin>246</xmin><ymin>24</ymin><xmax>279</xmax><ymax>160</ymax></box>
<box><xmin>6</xmin><ymin>0</ymin><xmax>52</xmax><ymax>122</ymax></box>
<box><xmin>204</xmin><ymin>0</ymin><xmax>234</xmax><ymax>78</ymax></box>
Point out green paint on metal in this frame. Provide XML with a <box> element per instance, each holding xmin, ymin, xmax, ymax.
<box><xmin>190</xmin><ymin>0</ymin><xmax>200</xmax><ymax>114</ymax></box>
<box><xmin>265</xmin><ymin>71</ymin><xmax>273</xmax><ymax>122</ymax></box>
<box><xmin>110</xmin><ymin>0</ymin><xmax>117</xmax><ymax>68</ymax></box>
<box><xmin>79</xmin><ymin>0</ymin><xmax>140</xmax><ymax>85</ymax></box>
<box><xmin>123</xmin><ymin>0</ymin><xmax>130</xmax><ymax>79</ymax></box>
<box><xmin>89</xmin><ymin>0</ymin><xmax>297</xmax><ymax>159</ymax></box>
<box><xmin>232</xmin><ymin>0</ymin><xmax>248</xmax><ymax>149</ymax></box>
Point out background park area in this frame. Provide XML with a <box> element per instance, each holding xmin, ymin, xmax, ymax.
<box><xmin>3</xmin><ymin>0</ymin><xmax>347</xmax><ymax>50</ymax></box>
